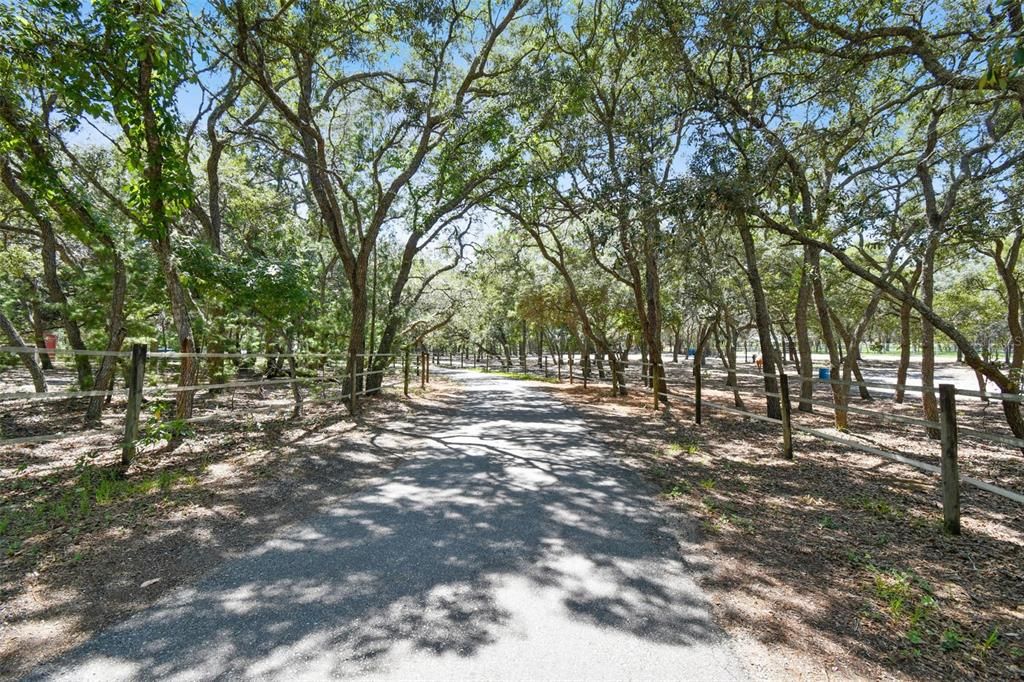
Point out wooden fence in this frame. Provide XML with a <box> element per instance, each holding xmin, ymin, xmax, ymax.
<box><xmin>429</xmin><ymin>348</ymin><xmax>1024</xmax><ymax>535</ymax></box>
<box><xmin>0</xmin><ymin>344</ymin><xmax>413</xmax><ymax>462</ymax></box>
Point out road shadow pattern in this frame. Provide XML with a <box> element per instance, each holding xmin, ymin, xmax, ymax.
<box><xmin>35</xmin><ymin>370</ymin><xmax>726</xmax><ymax>679</ymax></box>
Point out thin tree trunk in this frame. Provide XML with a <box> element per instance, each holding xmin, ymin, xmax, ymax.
<box><xmin>737</xmin><ymin>213</ymin><xmax>780</xmax><ymax>419</ymax></box>
<box><xmin>520</xmin><ymin>319</ymin><xmax>527</xmax><ymax>370</ymax></box>
<box><xmin>85</xmin><ymin>249</ymin><xmax>128</xmax><ymax>426</ymax></box>
<box><xmin>921</xmin><ymin>237</ymin><xmax>940</xmax><ymax>437</ymax></box>
<box><xmin>807</xmin><ymin>246</ymin><xmax>846</xmax><ymax>429</ymax></box>
<box><xmin>29</xmin><ymin>301</ymin><xmax>53</xmax><ymax>371</ymax></box>
<box><xmin>1</xmin><ymin>161</ymin><xmax>92</xmax><ymax>388</ymax></box>
<box><xmin>795</xmin><ymin>251</ymin><xmax>814</xmax><ymax>411</ymax></box>
<box><xmin>0</xmin><ymin>312</ymin><xmax>46</xmax><ymax>393</ymax></box>
<box><xmin>896</xmin><ymin>300</ymin><xmax>913</xmax><ymax>404</ymax></box>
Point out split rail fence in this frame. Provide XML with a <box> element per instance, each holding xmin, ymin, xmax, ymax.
<box><xmin>429</xmin><ymin>347</ymin><xmax>1023</xmax><ymax>535</ymax></box>
<box><xmin>0</xmin><ymin>344</ymin><xmax>432</xmax><ymax>463</ymax></box>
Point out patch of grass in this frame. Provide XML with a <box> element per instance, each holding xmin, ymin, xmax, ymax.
<box><xmin>863</xmin><ymin>564</ymin><xmax>944</xmax><ymax>652</ymax></box>
<box><xmin>700</xmin><ymin>517</ymin><xmax>723</xmax><ymax>534</ymax></box>
<box><xmin>873</xmin><ymin>570</ymin><xmax>914</xmax><ymax>616</ymax></box>
<box><xmin>941</xmin><ymin>628</ymin><xmax>963</xmax><ymax>652</ymax></box>
<box><xmin>137</xmin><ymin>414</ymin><xmax>195</xmax><ymax>449</ymax></box>
<box><xmin>819</xmin><ymin>515</ymin><xmax>839</xmax><ymax>529</ymax></box>
<box><xmin>466</xmin><ymin>367</ymin><xmax>560</xmax><ymax>383</ymax></box>
<box><xmin>662</xmin><ymin>481</ymin><xmax>690</xmax><ymax>499</ymax></box>
<box><xmin>664</xmin><ymin>440</ymin><xmax>700</xmax><ymax>456</ymax></box>
<box><xmin>978</xmin><ymin>627</ymin><xmax>999</xmax><ymax>656</ymax></box>
<box><xmin>1</xmin><ymin>463</ymin><xmax>198</xmax><ymax>555</ymax></box>
<box><xmin>648</xmin><ymin>466</ymin><xmax>669</xmax><ymax>481</ymax></box>
<box><xmin>727</xmin><ymin>513</ymin><xmax>754</xmax><ymax>530</ymax></box>
<box><xmin>847</xmin><ymin>495</ymin><xmax>902</xmax><ymax>520</ymax></box>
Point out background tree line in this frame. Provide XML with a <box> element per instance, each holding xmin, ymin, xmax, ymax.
<box><xmin>1</xmin><ymin>0</ymin><xmax>1022</xmax><ymax>438</ymax></box>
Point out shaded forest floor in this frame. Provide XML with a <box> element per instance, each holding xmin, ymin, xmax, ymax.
<box><xmin>549</xmin><ymin>380</ymin><xmax>1024</xmax><ymax>681</ymax></box>
<box><xmin>0</xmin><ymin>380</ymin><xmax>455</xmax><ymax>678</ymax></box>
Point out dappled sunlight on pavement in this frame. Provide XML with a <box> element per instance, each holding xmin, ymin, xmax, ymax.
<box><xmin>33</xmin><ymin>369</ymin><xmax>746</xmax><ymax>681</ymax></box>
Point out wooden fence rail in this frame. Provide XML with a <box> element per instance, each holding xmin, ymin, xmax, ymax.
<box><xmin>427</xmin><ymin>351</ymin><xmax>1024</xmax><ymax>535</ymax></box>
<box><xmin>0</xmin><ymin>346</ymin><xmax>405</xmax><ymax>456</ymax></box>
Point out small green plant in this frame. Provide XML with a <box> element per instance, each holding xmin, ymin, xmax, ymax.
<box><xmin>728</xmin><ymin>513</ymin><xmax>753</xmax><ymax>530</ymax></box>
<box><xmin>94</xmin><ymin>477</ymin><xmax>116</xmax><ymax>505</ymax></box>
<box><xmin>663</xmin><ymin>482</ymin><xmax>690</xmax><ymax>499</ymax></box>
<box><xmin>819</xmin><ymin>515</ymin><xmax>838</xmax><ymax>529</ymax></box>
<box><xmin>137</xmin><ymin>418</ymin><xmax>195</xmax><ymax>448</ymax></box>
<box><xmin>698</xmin><ymin>478</ymin><xmax>716</xmax><ymax>491</ymax></box>
<box><xmin>978</xmin><ymin>627</ymin><xmax>999</xmax><ymax>655</ymax></box>
<box><xmin>700</xmin><ymin>517</ymin><xmax>722</xmax><ymax>534</ymax></box>
<box><xmin>941</xmin><ymin>628</ymin><xmax>963</xmax><ymax>652</ymax></box>
<box><xmin>666</xmin><ymin>440</ymin><xmax>700</xmax><ymax>455</ymax></box>
<box><xmin>873</xmin><ymin>570</ymin><xmax>913</xmax><ymax>616</ymax></box>
<box><xmin>850</xmin><ymin>495</ymin><xmax>901</xmax><ymax>519</ymax></box>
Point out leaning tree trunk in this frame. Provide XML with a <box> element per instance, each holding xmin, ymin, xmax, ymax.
<box><xmin>0</xmin><ymin>312</ymin><xmax>47</xmax><ymax>393</ymax></box>
<box><xmin>851</xmin><ymin>353</ymin><xmax>872</xmax><ymax>400</ymax></box>
<box><xmin>737</xmin><ymin>213</ymin><xmax>781</xmax><ymax>419</ymax></box>
<box><xmin>1</xmin><ymin>161</ymin><xmax>92</xmax><ymax>387</ymax></box>
<box><xmin>287</xmin><ymin>332</ymin><xmax>303</xmax><ymax>418</ymax></box>
<box><xmin>795</xmin><ymin>254</ymin><xmax>814</xmax><ymax>412</ymax></box>
<box><xmin>807</xmin><ymin>246</ymin><xmax>847</xmax><ymax>429</ymax></box>
<box><xmin>344</xmin><ymin>273</ymin><xmax>369</xmax><ymax>410</ymax></box>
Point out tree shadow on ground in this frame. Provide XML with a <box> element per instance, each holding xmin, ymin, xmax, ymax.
<box><xmin>25</xmin><ymin>371</ymin><xmax>730</xmax><ymax>679</ymax></box>
<box><xmin>551</xmin><ymin>381</ymin><xmax>1024</xmax><ymax>680</ymax></box>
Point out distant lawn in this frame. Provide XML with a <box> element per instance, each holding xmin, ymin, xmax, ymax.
<box><xmin>466</xmin><ymin>367</ymin><xmax>560</xmax><ymax>383</ymax></box>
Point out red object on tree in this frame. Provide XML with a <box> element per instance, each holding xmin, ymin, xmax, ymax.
<box><xmin>44</xmin><ymin>333</ymin><xmax>57</xmax><ymax>360</ymax></box>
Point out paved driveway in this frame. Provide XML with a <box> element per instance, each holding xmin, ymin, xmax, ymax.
<box><xmin>33</xmin><ymin>370</ymin><xmax>746</xmax><ymax>681</ymax></box>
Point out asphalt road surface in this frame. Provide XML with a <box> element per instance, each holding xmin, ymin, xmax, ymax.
<box><xmin>33</xmin><ymin>369</ymin><xmax>748</xmax><ymax>681</ymax></box>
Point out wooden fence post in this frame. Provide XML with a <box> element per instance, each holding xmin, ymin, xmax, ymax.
<box><xmin>779</xmin><ymin>372</ymin><xmax>793</xmax><ymax>459</ymax></box>
<box><xmin>652</xmin><ymin>362</ymin><xmax>659</xmax><ymax>410</ymax></box>
<box><xmin>420</xmin><ymin>352</ymin><xmax>426</xmax><ymax>389</ymax></box>
<box><xmin>695</xmin><ymin>355</ymin><xmax>703</xmax><ymax>425</ymax></box>
<box><xmin>350</xmin><ymin>351</ymin><xmax>358</xmax><ymax>415</ymax></box>
<box><xmin>121</xmin><ymin>343</ymin><xmax>148</xmax><ymax>466</ymax></box>
<box><xmin>403</xmin><ymin>348</ymin><xmax>410</xmax><ymax>397</ymax></box>
<box><xmin>425</xmin><ymin>351</ymin><xmax>430</xmax><ymax>383</ymax></box>
<box><xmin>568</xmin><ymin>352</ymin><xmax>574</xmax><ymax>384</ymax></box>
<box><xmin>939</xmin><ymin>383</ymin><xmax>961</xmax><ymax>535</ymax></box>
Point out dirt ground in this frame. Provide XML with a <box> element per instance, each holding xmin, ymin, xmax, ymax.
<box><xmin>3</xmin><ymin>357</ymin><xmax>1022</xmax><ymax>680</ymax></box>
<box><xmin>547</xmin><ymin>370</ymin><xmax>1024</xmax><ymax>681</ymax></box>
<box><xmin>0</xmin><ymin>379</ymin><xmax>456</xmax><ymax>678</ymax></box>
